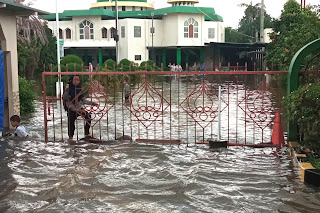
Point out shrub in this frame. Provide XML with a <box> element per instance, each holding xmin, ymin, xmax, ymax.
<box><xmin>52</xmin><ymin>63</ymin><xmax>83</xmax><ymax>72</ymax></box>
<box><xmin>284</xmin><ymin>82</ymin><xmax>320</xmax><ymax>154</ymax></box>
<box><xmin>60</xmin><ymin>54</ymin><xmax>84</xmax><ymax>66</ymax></box>
<box><xmin>65</xmin><ymin>63</ymin><xmax>83</xmax><ymax>71</ymax></box>
<box><xmin>118</xmin><ymin>59</ymin><xmax>132</xmax><ymax>66</ymax></box>
<box><xmin>116</xmin><ymin>64</ymin><xmax>137</xmax><ymax>72</ymax></box>
<box><xmin>19</xmin><ymin>77</ymin><xmax>37</xmax><ymax>114</ymax></box>
<box><xmin>139</xmin><ymin>60</ymin><xmax>159</xmax><ymax>71</ymax></box>
<box><xmin>52</xmin><ymin>64</ymin><xmax>66</xmax><ymax>72</ymax></box>
<box><xmin>103</xmin><ymin>59</ymin><xmax>116</xmax><ymax>70</ymax></box>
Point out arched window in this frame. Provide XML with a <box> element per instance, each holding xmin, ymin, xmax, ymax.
<box><xmin>184</xmin><ymin>18</ymin><xmax>198</xmax><ymax>38</ymax></box>
<box><xmin>59</xmin><ymin>28</ymin><xmax>63</xmax><ymax>39</ymax></box>
<box><xmin>102</xmin><ymin>27</ymin><xmax>108</xmax><ymax>38</ymax></box>
<box><xmin>66</xmin><ymin>28</ymin><xmax>71</xmax><ymax>39</ymax></box>
<box><xmin>79</xmin><ymin>19</ymin><xmax>94</xmax><ymax>40</ymax></box>
<box><xmin>110</xmin><ymin>27</ymin><xmax>116</xmax><ymax>39</ymax></box>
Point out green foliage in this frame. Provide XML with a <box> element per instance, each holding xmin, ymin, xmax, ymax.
<box><xmin>103</xmin><ymin>59</ymin><xmax>116</xmax><ymax>70</ymax></box>
<box><xmin>284</xmin><ymin>82</ymin><xmax>320</xmax><ymax>154</ymax></box>
<box><xmin>117</xmin><ymin>65</ymin><xmax>137</xmax><ymax>72</ymax></box>
<box><xmin>19</xmin><ymin>77</ymin><xmax>37</xmax><ymax>114</ymax></box>
<box><xmin>65</xmin><ymin>63</ymin><xmax>83</xmax><ymax>71</ymax></box>
<box><xmin>38</xmin><ymin>25</ymin><xmax>57</xmax><ymax>72</ymax></box>
<box><xmin>52</xmin><ymin>64</ymin><xmax>66</xmax><ymax>72</ymax></box>
<box><xmin>18</xmin><ymin>39</ymin><xmax>42</xmax><ymax>78</ymax></box>
<box><xmin>60</xmin><ymin>54</ymin><xmax>84</xmax><ymax>66</ymax></box>
<box><xmin>266</xmin><ymin>0</ymin><xmax>320</xmax><ymax>70</ymax></box>
<box><xmin>308</xmin><ymin>153</ymin><xmax>320</xmax><ymax>169</ymax></box>
<box><xmin>225</xmin><ymin>27</ymin><xmax>244</xmax><ymax>43</ymax></box>
<box><xmin>116</xmin><ymin>59</ymin><xmax>138</xmax><ymax>71</ymax></box>
<box><xmin>225</xmin><ymin>3</ymin><xmax>273</xmax><ymax>43</ymax></box>
<box><xmin>118</xmin><ymin>59</ymin><xmax>132</xmax><ymax>66</ymax></box>
<box><xmin>139</xmin><ymin>60</ymin><xmax>160</xmax><ymax>71</ymax></box>
<box><xmin>18</xmin><ymin>25</ymin><xmax>55</xmax><ymax>79</ymax></box>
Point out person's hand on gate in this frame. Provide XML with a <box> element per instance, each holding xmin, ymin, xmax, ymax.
<box><xmin>78</xmin><ymin>108</ymin><xmax>87</xmax><ymax>116</ymax></box>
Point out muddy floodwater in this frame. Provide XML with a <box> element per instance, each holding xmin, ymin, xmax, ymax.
<box><xmin>1</xmin><ymin>76</ymin><xmax>320</xmax><ymax>212</ymax></box>
<box><xmin>1</xmin><ymin>137</ymin><xmax>320</xmax><ymax>212</ymax></box>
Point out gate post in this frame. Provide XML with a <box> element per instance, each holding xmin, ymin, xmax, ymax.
<box><xmin>288</xmin><ymin>38</ymin><xmax>320</xmax><ymax>141</ymax></box>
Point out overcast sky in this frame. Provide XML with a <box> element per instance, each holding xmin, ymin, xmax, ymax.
<box><xmin>30</xmin><ymin>0</ymin><xmax>320</xmax><ymax>28</ymax></box>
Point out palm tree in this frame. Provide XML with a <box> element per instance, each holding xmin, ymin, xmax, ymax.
<box><xmin>237</xmin><ymin>2</ymin><xmax>271</xmax><ymax>43</ymax></box>
<box><xmin>14</xmin><ymin>0</ymin><xmax>48</xmax><ymax>78</ymax></box>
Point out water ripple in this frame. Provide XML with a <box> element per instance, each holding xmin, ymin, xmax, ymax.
<box><xmin>0</xmin><ymin>138</ymin><xmax>319</xmax><ymax>213</ymax></box>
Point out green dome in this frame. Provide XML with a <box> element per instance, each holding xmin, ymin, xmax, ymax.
<box><xmin>97</xmin><ymin>0</ymin><xmax>147</xmax><ymax>2</ymax></box>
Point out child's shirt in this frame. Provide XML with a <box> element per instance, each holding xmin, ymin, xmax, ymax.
<box><xmin>15</xmin><ymin>126</ymin><xmax>28</xmax><ymax>137</ymax></box>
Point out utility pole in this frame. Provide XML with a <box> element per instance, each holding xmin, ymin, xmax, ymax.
<box><xmin>56</xmin><ymin>0</ymin><xmax>60</xmax><ymax>72</ymax></box>
<box><xmin>151</xmin><ymin>13</ymin><xmax>154</xmax><ymax>62</ymax></box>
<box><xmin>55</xmin><ymin>0</ymin><xmax>63</xmax><ymax>98</ymax></box>
<box><xmin>260</xmin><ymin>0</ymin><xmax>264</xmax><ymax>43</ymax></box>
<box><xmin>260</xmin><ymin>0</ymin><xmax>265</xmax><ymax>71</ymax></box>
<box><xmin>115</xmin><ymin>0</ymin><xmax>119</xmax><ymax>63</ymax></box>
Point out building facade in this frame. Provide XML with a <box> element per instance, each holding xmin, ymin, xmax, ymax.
<box><xmin>0</xmin><ymin>0</ymin><xmax>47</xmax><ymax>129</ymax></box>
<box><xmin>45</xmin><ymin>0</ymin><xmax>225</xmax><ymax>67</ymax></box>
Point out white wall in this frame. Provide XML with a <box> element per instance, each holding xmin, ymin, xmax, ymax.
<box><xmin>162</xmin><ymin>14</ymin><xmax>179</xmax><ymax>46</ymax></box>
<box><xmin>264</xmin><ymin>28</ymin><xmax>273</xmax><ymax>43</ymax></box>
<box><xmin>47</xmin><ymin>13</ymin><xmax>226</xmax><ymax>62</ymax></box>
<box><xmin>119</xmin><ymin>19</ymin><xmax>149</xmax><ymax>63</ymax></box>
<box><xmin>0</xmin><ymin>11</ymin><xmax>21</xmax><ymax>128</ymax></box>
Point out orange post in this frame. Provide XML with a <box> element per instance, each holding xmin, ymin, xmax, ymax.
<box><xmin>271</xmin><ymin>110</ymin><xmax>285</xmax><ymax>147</ymax></box>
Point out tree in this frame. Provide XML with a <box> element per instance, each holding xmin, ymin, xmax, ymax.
<box><xmin>225</xmin><ymin>2</ymin><xmax>273</xmax><ymax>43</ymax></box>
<box><xmin>266</xmin><ymin>0</ymin><xmax>320</xmax><ymax>70</ymax></box>
<box><xmin>38</xmin><ymin>26</ymin><xmax>57</xmax><ymax>73</ymax></box>
<box><xmin>225</xmin><ymin>27</ymin><xmax>250</xmax><ymax>43</ymax></box>
<box><xmin>15</xmin><ymin>0</ymin><xmax>49</xmax><ymax>78</ymax></box>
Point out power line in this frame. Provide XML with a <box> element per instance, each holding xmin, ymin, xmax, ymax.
<box><xmin>195</xmin><ymin>6</ymin><xmax>256</xmax><ymax>39</ymax></box>
<box><xmin>228</xmin><ymin>28</ymin><xmax>256</xmax><ymax>39</ymax></box>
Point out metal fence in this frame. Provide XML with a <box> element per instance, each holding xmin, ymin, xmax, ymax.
<box><xmin>42</xmin><ymin>63</ymin><xmax>288</xmax><ymax>145</ymax></box>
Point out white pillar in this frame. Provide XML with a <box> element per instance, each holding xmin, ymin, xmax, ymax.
<box><xmin>0</xmin><ymin>14</ymin><xmax>20</xmax><ymax>128</ymax></box>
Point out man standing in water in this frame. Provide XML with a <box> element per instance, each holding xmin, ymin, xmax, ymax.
<box><xmin>124</xmin><ymin>81</ymin><xmax>131</xmax><ymax>103</ymax></box>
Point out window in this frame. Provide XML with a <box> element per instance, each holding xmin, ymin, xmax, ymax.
<box><xmin>110</xmin><ymin>27</ymin><xmax>116</xmax><ymax>39</ymax></box>
<box><xmin>184</xmin><ymin>18</ymin><xmax>198</xmax><ymax>38</ymax></box>
<box><xmin>134</xmin><ymin>26</ymin><xmax>141</xmax><ymax>38</ymax></box>
<box><xmin>102</xmin><ymin>27</ymin><xmax>108</xmax><ymax>38</ymax></box>
<box><xmin>112</xmin><ymin>6</ymin><xmax>115</xmax><ymax>11</ymax></box>
<box><xmin>122</xmin><ymin>6</ymin><xmax>126</xmax><ymax>11</ymax></box>
<box><xmin>59</xmin><ymin>28</ymin><xmax>63</xmax><ymax>39</ymax></box>
<box><xmin>135</xmin><ymin>55</ymin><xmax>141</xmax><ymax>61</ymax></box>
<box><xmin>208</xmin><ymin>28</ymin><xmax>215</xmax><ymax>39</ymax></box>
<box><xmin>141</xmin><ymin>7</ymin><xmax>143</xmax><ymax>11</ymax></box>
<box><xmin>66</xmin><ymin>28</ymin><xmax>71</xmax><ymax>39</ymax></box>
<box><xmin>150</xmin><ymin>27</ymin><xmax>155</xmax><ymax>34</ymax></box>
<box><xmin>121</xmin><ymin>26</ymin><xmax>125</xmax><ymax>38</ymax></box>
<box><xmin>132</xmin><ymin>6</ymin><xmax>135</xmax><ymax>11</ymax></box>
<box><xmin>79</xmin><ymin>19</ymin><xmax>94</xmax><ymax>39</ymax></box>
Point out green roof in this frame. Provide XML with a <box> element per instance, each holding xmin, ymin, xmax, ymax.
<box><xmin>44</xmin><ymin>6</ymin><xmax>223</xmax><ymax>22</ymax></box>
<box><xmin>0</xmin><ymin>0</ymin><xmax>48</xmax><ymax>15</ymax></box>
<box><xmin>97</xmin><ymin>0</ymin><xmax>147</xmax><ymax>2</ymax></box>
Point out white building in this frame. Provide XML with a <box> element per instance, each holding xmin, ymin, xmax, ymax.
<box><xmin>45</xmin><ymin>0</ymin><xmax>225</xmax><ymax>67</ymax></box>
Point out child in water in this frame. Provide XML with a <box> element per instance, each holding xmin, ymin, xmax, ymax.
<box><xmin>10</xmin><ymin>115</ymin><xmax>28</xmax><ymax>137</ymax></box>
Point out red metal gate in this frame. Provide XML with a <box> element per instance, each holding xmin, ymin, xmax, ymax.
<box><xmin>42</xmin><ymin>64</ymin><xmax>288</xmax><ymax>145</ymax></box>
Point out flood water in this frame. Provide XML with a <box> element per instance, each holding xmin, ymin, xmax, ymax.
<box><xmin>1</xmin><ymin>75</ymin><xmax>320</xmax><ymax>212</ymax></box>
